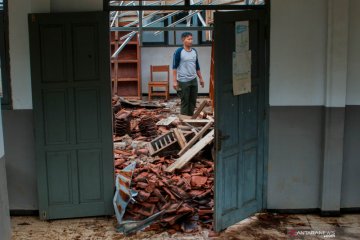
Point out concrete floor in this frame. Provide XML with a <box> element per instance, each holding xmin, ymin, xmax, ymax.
<box><xmin>11</xmin><ymin>213</ymin><xmax>360</xmax><ymax>240</ymax></box>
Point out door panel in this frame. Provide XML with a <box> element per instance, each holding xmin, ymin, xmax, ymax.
<box><xmin>214</xmin><ymin>10</ymin><xmax>267</xmax><ymax>231</ymax></box>
<box><xmin>43</xmin><ymin>89</ymin><xmax>70</xmax><ymax>145</ymax></box>
<box><xmin>46</xmin><ymin>151</ymin><xmax>73</xmax><ymax>205</ymax></box>
<box><xmin>222</xmin><ymin>153</ymin><xmax>239</xmax><ymax>212</ymax></box>
<box><xmin>78</xmin><ymin>149</ymin><xmax>103</xmax><ymax>202</ymax></box>
<box><xmin>75</xmin><ymin>88</ymin><xmax>101</xmax><ymax>143</ymax></box>
<box><xmin>40</xmin><ymin>25</ymin><xmax>67</xmax><ymax>83</ymax></box>
<box><xmin>72</xmin><ymin>24</ymin><xmax>99</xmax><ymax>81</ymax></box>
<box><xmin>243</xmin><ymin>147</ymin><xmax>257</xmax><ymax>203</ymax></box>
<box><xmin>29</xmin><ymin>12</ymin><xmax>113</xmax><ymax>220</ymax></box>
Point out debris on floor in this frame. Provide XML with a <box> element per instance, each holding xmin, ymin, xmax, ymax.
<box><xmin>12</xmin><ymin>213</ymin><xmax>360</xmax><ymax>240</ymax></box>
<box><xmin>112</xmin><ymin>96</ymin><xmax>215</xmax><ymax>235</ymax></box>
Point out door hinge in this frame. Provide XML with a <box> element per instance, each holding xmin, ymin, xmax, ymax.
<box><xmin>215</xmin><ymin>129</ymin><xmax>221</xmax><ymax>151</ymax></box>
<box><xmin>41</xmin><ymin>211</ymin><xmax>47</xmax><ymax>220</ymax></box>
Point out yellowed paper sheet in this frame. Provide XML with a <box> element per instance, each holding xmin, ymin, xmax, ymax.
<box><xmin>233</xmin><ymin>51</ymin><xmax>251</xmax><ymax>95</ymax></box>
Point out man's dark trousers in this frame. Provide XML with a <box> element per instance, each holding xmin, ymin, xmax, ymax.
<box><xmin>177</xmin><ymin>78</ymin><xmax>198</xmax><ymax>116</ymax></box>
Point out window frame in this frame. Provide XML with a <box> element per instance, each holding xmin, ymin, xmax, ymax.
<box><xmin>142</xmin><ymin>17</ymin><xmax>169</xmax><ymax>46</ymax></box>
<box><xmin>105</xmin><ymin>0</ymin><xmax>266</xmax><ymax>11</ymax></box>
<box><xmin>106</xmin><ymin>1</ymin><xmax>267</xmax><ymax>48</ymax></box>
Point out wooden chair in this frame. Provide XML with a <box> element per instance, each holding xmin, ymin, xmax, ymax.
<box><xmin>148</xmin><ymin>65</ymin><xmax>170</xmax><ymax>101</ymax></box>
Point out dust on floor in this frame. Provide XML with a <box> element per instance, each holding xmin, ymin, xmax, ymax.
<box><xmin>11</xmin><ymin>213</ymin><xmax>360</xmax><ymax>240</ymax></box>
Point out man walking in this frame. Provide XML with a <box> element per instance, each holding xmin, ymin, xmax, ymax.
<box><xmin>172</xmin><ymin>32</ymin><xmax>205</xmax><ymax>116</ymax></box>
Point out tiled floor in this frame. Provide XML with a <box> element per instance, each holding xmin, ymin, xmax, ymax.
<box><xmin>11</xmin><ymin>213</ymin><xmax>360</xmax><ymax>240</ymax></box>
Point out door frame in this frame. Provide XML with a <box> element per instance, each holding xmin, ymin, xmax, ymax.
<box><xmin>263</xmin><ymin>0</ymin><xmax>270</xmax><ymax>211</ymax></box>
<box><xmin>103</xmin><ymin>0</ymin><xmax>271</xmax><ymax>221</ymax></box>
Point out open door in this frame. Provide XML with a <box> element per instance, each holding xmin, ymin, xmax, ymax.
<box><xmin>29</xmin><ymin>12</ymin><xmax>114</xmax><ymax>219</ymax></box>
<box><xmin>214</xmin><ymin>10</ymin><xmax>267</xmax><ymax>231</ymax></box>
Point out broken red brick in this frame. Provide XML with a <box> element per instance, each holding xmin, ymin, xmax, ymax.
<box><xmin>160</xmin><ymin>201</ymin><xmax>171</xmax><ymax>211</ymax></box>
<box><xmin>189</xmin><ymin>190</ymin><xmax>206</xmax><ymax>197</ymax></box>
<box><xmin>182</xmin><ymin>173</ymin><xmax>191</xmax><ymax>179</ymax></box>
<box><xmin>137</xmin><ymin>190</ymin><xmax>150</xmax><ymax>202</ymax></box>
<box><xmin>153</xmin><ymin>188</ymin><xmax>166</xmax><ymax>203</ymax></box>
<box><xmin>191</xmin><ymin>176</ymin><xmax>208</xmax><ymax>187</ymax></box>
<box><xmin>114</xmin><ymin>158</ymin><xmax>126</xmax><ymax>168</ymax></box>
<box><xmin>136</xmin><ymin>203</ymin><xmax>155</xmax><ymax>217</ymax></box>
<box><xmin>145</xmin><ymin>181</ymin><xmax>156</xmax><ymax>193</ymax></box>
<box><xmin>136</xmin><ymin>182</ymin><xmax>148</xmax><ymax>189</ymax></box>
<box><xmin>198</xmin><ymin>209</ymin><xmax>213</xmax><ymax>215</ymax></box>
<box><xmin>114</xmin><ymin>149</ymin><xmax>132</xmax><ymax>156</ymax></box>
<box><xmin>169</xmin><ymin>185</ymin><xmax>189</xmax><ymax>200</ymax></box>
<box><xmin>133</xmin><ymin>172</ymin><xmax>149</xmax><ymax>182</ymax></box>
<box><xmin>177</xmin><ymin>204</ymin><xmax>194</xmax><ymax>214</ymax></box>
<box><xmin>148</xmin><ymin>197</ymin><xmax>160</xmax><ymax>203</ymax></box>
<box><xmin>162</xmin><ymin>187</ymin><xmax>177</xmax><ymax>200</ymax></box>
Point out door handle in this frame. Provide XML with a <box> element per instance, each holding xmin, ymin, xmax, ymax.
<box><xmin>216</xmin><ymin>130</ymin><xmax>229</xmax><ymax>151</ymax></box>
<box><xmin>219</xmin><ymin>134</ymin><xmax>230</xmax><ymax>140</ymax></box>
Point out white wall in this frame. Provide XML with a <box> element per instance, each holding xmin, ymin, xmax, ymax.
<box><xmin>346</xmin><ymin>0</ymin><xmax>360</xmax><ymax>105</ymax></box>
<box><xmin>141</xmin><ymin>46</ymin><xmax>211</xmax><ymax>94</ymax></box>
<box><xmin>8</xmin><ymin>0</ymin><xmax>50</xmax><ymax>109</ymax></box>
<box><xmin>269</xmin><ymin>0</ymin><xmax>328</xmax><ymax>106</ymax></box>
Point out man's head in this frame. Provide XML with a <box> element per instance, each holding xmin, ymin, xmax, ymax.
<box><xmin>181</xmin><ymin>32</ymin><xmax>193</xmax><ymax>48</ymax></box>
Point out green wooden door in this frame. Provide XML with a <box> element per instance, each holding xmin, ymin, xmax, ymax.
<box><xmin>29</xmin><ymin>12</ymin><xmax>114</xmax><ymax>220</ymax></box>
<box><xmin>214</xmin><ymin>10</ymin><xmax>267</xmax><ymax>231</ymax></box>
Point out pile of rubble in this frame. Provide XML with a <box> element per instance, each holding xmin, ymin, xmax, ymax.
<box><xmin>112</xmin><ymin>96</ymin><xmax>215</xmax><ymax>234</ymax></box>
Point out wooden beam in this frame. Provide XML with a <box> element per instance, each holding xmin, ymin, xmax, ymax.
<box><xmin>165</xmin><ymin>129</ymin><xmax>214</xmax><ymax>172</ymax></box>
<box><xmin>178</xmin><ymin>114</ymin><xmax>192</xmax><ymax>121</ymax></box>
<box><xmin>177</xmin><ymin>120</ymin><xmax>213</xmax><ymax>156</ymax></box>
<box><xmin>173</xmin><ymin>128</ymin><xmax>187</xmax><ymax>149</ymax></box>
<box><xmin>192</xmin><ymin>100</ymin><xmax>208</xmax><ymax>119</ymax></box>
<box><xmin>182</xmin><ymin>119</ymin><xmax>211</xmax><ymax>123</ymax></box>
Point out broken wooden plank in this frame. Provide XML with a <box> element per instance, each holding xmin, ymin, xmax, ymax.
<box><xmin>173</xmin><ymin>128</ymin><xmax>187</xmax><ymax>149</ymax></box>
<box><xmin>182</xmin><ymin>119</ymin><xmax>212</xmax><ymax>127</ymax></box>
<box><xmin>206</xmin><ymin>115</ymin><xmax>214</xmax><ymax>122</ymax></box>
<box><xmin>183</xmin><ymin>119</ymin><xmax>210</xmax><ymax>123</ymax></box>
<box><xmin>192</xmin><ymin>100</ymin><xmax>208</xmax><ymax>119</ymax></box>
<box><xmin>182</xmin><ymin>122</ymin><xmax>200</xmax><ymax>133</ymax></box>
<box><xmin>148</xmin><ymin>131</ymin><xmax>192</xmax><ymax>156</ymax></box>
<box><xmin>178</xmin><ymin>114</ymin><xmax>192</xmax><ymax>121</ymax></box>
<box><xmin>177</xmin><ymin>120</ymin><xmax>213</xmax><ymax>157</ymax></box>
<box><xmin>156</xmin><ymin>116</ymin><xmax>177</xmax><ymax>126</ymax></box>
<box><xmin>165</xmin><ymin>129</ymin><xmax>214</xmax><ymax>172</ymax></box>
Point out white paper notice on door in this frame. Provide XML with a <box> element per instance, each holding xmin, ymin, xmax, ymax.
<box><xmin>235</xmin><ymin>21</ymin><xmax>249</xmax><ymax>52</ymax></box>
<box><xmin>233</xmin><ymin>51</ymin><xmax>251</xmax><ymax>95</ymax></box>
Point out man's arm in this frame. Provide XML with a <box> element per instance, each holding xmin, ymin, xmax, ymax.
<box><xmin>194</xmin><ymin>49</ymin><xmax>204</xmax><ymax>88</ymax></box>
<box><xmin>172</xmin><ymin>48</ymin><xmax>181</xmax><ymax>90</ymax></box>
<box><xmin>197</xmin><ymin>70</ymin><xmax>204</xmax><ymax>88</ymax></box>
<box><xmin>173</xmin><ymin>70</ymin><xmax>178</xmax><ymax>90</ymax></box>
